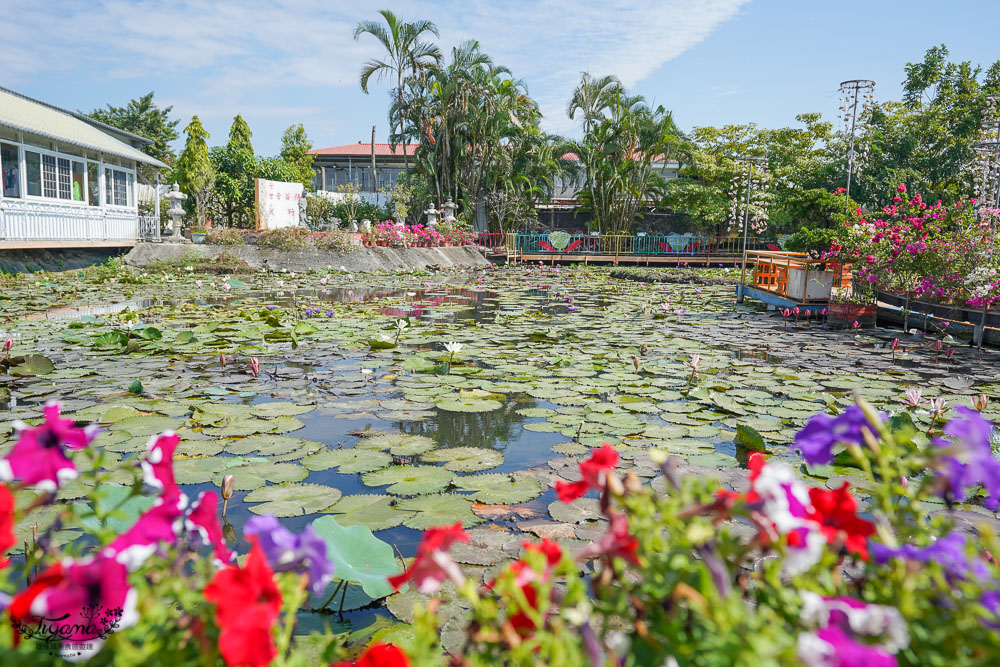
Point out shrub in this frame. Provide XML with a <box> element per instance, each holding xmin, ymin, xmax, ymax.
<box><xmin>311</xmin><ymin>230</ymin><xmax>357</xmax><ymax>253</ymax></box>
<box><xmin>784</xmin><ymin>226</ymin><xmax>842</xmax><ymax>257</ymax></box>
<box><xmin>204</xmin><ymin>227</ymin><xmax>245</xmax><ymax>247</ymax></box>
<box><xmin>254</xmin><ymin>227</ymin><xmax>311</xmax><ymax>251</ymax></box>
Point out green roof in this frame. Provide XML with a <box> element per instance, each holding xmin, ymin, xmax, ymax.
<box><xmin>0</xmin><ymin>87</ymin><xmax>167</xmax><ymax>168</ymax></box>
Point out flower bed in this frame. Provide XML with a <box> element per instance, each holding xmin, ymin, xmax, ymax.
<box><xmin>361</xmin><ymin>221</ymin><xmax>472</xmax><ymax>248</ymax></box>
<box><xmin>0</xmin><ymin>394</ymin><xmax>998</xmax><ymax>664</ymax></box>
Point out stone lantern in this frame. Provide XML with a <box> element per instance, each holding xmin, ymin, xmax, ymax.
<box><xmin>441</xmin><ymin>198</ymin><xmax>457</xmax><ymax>223</ymax></box>
<box><xmin>164</xmin><ymin>184</ymin><xmax>188</xmax><ymax>242</ymax></box>
<box><xmin>425</xmin><ymin>206</ymin><xmax>439</xmax><ymax>228</ymax></box>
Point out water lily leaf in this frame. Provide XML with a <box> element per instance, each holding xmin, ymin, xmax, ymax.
<box><xmin>401</xmin><ymin>356</ymin><xmax>436</xmax><ymax>372</ymax></box>
<box><xmin>398</xmin><ymin>493</ymin><xmax>484</xmax><ymax>529</ymax></box>
<box><xmin>139</xmin><ymin>326</ymin><xmax>162</xmax><ymax>340</ymax></box>
<box><xmin>9</xmin><ymin>354</ymin><xmax>55</xmax><ymax>376</ymax></box>
<box><xmin>356</xmin><ymin>434</ymin><xmax>437</xmax><ymax>456</ymax></box>
<box><xmin>77</xmin><ymin>483</ymin><xmax>155</xmax><ymax>533</ymax></box>
<box><xmin>735</xmin><ymin>424</ymin><xmax>767</xmax><ymax>452</ymax></box>
<box><xmin>303</xmin><ymin>449</ymin><xmax>392</xmax><ymax>474</ymax></box>
<box><xmin>324</xmin><ymin>494</ymin><xmax>413</xmax><ymax>531</ymax></box>
<box><xmin>111</xmin><ymin>415</ymin><xmax>183</xmax><ymax>437</ymax></box>
<box><xmin>250</xmin><ymin>402</ymin><xmax>316</xmax><ymax>418</ymax></box>
<box><xmin>223</xmin><ymin>434</ymin><xmax>314</xmax><ymax>457</ymax></box>
<box><xmin>422</xmin><ymin>447</ymin><xmax>504</xmax><ymax>472</ymax></box>
<box><xmin>548</xmin><ymin>497</ymin><xmax>602</xmax><ymax>524</ymax></box>
<box><xmin>245</xmin><ymin>483</ymin><xmax>341</xmax><ymax>516</ymax></box>
<box><xmin>452</xmin><ymin>473</ymin><xmax>542</xmax><ymax>504</ymax></box>
<box><xmin>362</xmin><ymin>465</ymin><xmax>454</xmax><ymax>496</ymax></box>
<box><xmin>212</xmin><ymin>461</ymin><xmax>307</xmax><ymax>490</ymax></box>
<box><xmin>436</xmin><ymin>398</ymin><xmax>503</xmax><ymax>413</ymax></box>
<box><xmin>312</xmin><ymin>515</ymin><xmax>401</xmax><ymax>599</ymax></box>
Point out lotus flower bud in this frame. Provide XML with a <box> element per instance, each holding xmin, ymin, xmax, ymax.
<box><xmin>974</xmin><ymin>395</ymin><xmax>990</xmax><ymax>411</ymax></box>
<box><xmin>221</xmin><ymin>474</ymin><xmax>235</xmax><ymax>501</ymax></box>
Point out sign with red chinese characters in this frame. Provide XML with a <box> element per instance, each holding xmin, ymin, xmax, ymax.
<box><xmin>254</xmin><ymin>178</ymin><xmax>303</xmax><ymax>230</ymax></box>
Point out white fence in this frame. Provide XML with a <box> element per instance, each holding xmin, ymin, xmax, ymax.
<box><xmin>0</xmin><ymin>199</ymin><xmax>139</xmax><ymax>242</ymax></box>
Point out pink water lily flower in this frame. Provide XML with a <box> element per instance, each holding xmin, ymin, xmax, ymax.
<box><xmin>902</xmin><ymin>389</ymin><xmax>925</xmax><ymax>408</ymax></box>
<box><xmin>249</xmin><ymin>357</ymin><xmax>260</xmax><ymax>378</ymax></box>
<box><xmin>0</xmin><ymin>402</ymin><xmax>98</xmax><ymax>492</ymax></box>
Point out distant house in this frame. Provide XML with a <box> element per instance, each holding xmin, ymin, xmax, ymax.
<box><xmin>309</xmin><ymin>142</ymin><xmax>417</xmax><ymax>197</ymax></box>
<box><xmin>0</xmin><ymin>86</ymin><xmax>167</xmax><ymax>249</ymax></box>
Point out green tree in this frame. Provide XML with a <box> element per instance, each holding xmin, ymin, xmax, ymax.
<box><xmin>355</xmin><ymin>9</ymin><xmax>441</xmax><ymax>178</ymax></box>
<box><xmin>209</xmin><ymin>115</ymin><xmax>257</xmax><ymax>227</ymax></box>
<box><xmin>279</xmin><ymin>124</ymin><xmax>315</xmax><ymax>190</ymax></box>
<box><xmin>173</xmin><ymin>116</ymin><xmax>214</xmax><ymax>227</ymax></box>
<box><xmin>88</xmin><ymin>92</ymin><xmax>179</xmax><ymax>176</ymax></box>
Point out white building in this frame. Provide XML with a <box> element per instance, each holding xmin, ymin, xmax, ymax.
<box><xmin>0</xmin><ymin>86</ymin><xmax>166</xmax><ymax>249</ymax></box>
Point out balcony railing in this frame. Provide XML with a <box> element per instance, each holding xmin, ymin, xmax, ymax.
<box><xmin>0</xmin><ymin>199</ymin><xmax>139</xmax><ymax>242</ymax></box>
<box><xmin>474</xmin><ymin>232</ymin><xmax>777</xmax><ymax>258</ymax></box>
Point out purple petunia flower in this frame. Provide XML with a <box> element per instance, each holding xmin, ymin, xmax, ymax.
<box><xmin>0</xmin><ymin>402</ymin><xmax>98</xmax><ymax>492</ymax></box>
<box><xmin>244</xmin><ymin>515</ymin><xmax>335</xmax><ymax>595</ymax></box>
<box><xmin>871</xmin><ymin>531</ymin><xmax>990</xmax><ymax>582</ymax></box>
<box><xmin>794</xmin><ymin>406</ymin><xmax>876</xmax><ymax>466</ymax></box>
<box><xmin>932</xmin><ymin>406</ymin><xmax>1000</xmax><ymax>510</ymax></box>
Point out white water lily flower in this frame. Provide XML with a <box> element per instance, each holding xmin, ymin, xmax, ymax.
<box><xmin>444</xmin><ymin>342</ymin><xmax>463</xmax><ymax>354</ymax></box>
<box><xmin>396</xmin><ymin>319</ymin><xmax>409</xmax><ymax>329</ymax></box>
<box><xmin>360</xmin><ymin>368</ymin><xmax>374</xmax><ymax>375</ymax></box>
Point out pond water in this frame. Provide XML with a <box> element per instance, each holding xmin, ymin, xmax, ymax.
<box><xmin>2</xmin><ymin>264</ymin><xmax>999</xmax><ymax>640</ymax></box>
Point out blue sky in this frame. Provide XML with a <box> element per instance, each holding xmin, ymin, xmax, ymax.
<box><xmin>4</xmin><ymin>1</ymin><xmax>1000</xmax><ymax>155</ymax></box>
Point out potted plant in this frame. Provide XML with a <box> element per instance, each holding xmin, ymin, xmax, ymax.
<box><xmin>189</xmin><ymin>226</ymin><xmax>207</xmax><ymax>244</ymax></box>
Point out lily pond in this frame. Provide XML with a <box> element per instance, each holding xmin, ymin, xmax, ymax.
<box><xmin>2</xmin><ymin>263</ymin><xmax>999</xmax><ymax>646</ymax></box>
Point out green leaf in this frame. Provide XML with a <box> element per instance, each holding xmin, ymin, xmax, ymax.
<box><xmin>311</xmin><ymin>515</ymin><xmax>401</xmax><ymax>599</ymax></box>
<box><xmin>139</xmin><ymin>326</ymin><xmax>162</xmax><ymax>340</ymax></box>
<box><xmin>452</xmin><ymin>473</ymin><xmax>542</xmax><ymax>504</ymax></box>
<box><xmin>128</xmin><ymin>379</ymin><xmax>144</xmax><ymax>395</ymax></box>
<box><xmin>77</xmin><ymin>483</ymin><xmax>155</xmax><ymax>534</ymax></box>
<box><xmin>244</xmin><ymin>483</ymin><xmax>341</xmax><ymax>517</ymax></box>
<box><xmin>324</xmin><ymin>494</ymin><xmax>413</xmax><ymax>531</ymax></box>
<box><xmin>362</xmin><ymin>465</ymin><xmax>454</xmax><ymax>496</ymax></box>
<box><xmin>303</xmin><ymin>449</ymin><xmax>392</xmax><ymax>474</ymax></box>
<box><xmin>735</xmin><ymin>424</ymin><xmax>767</xmax><ymax>452</ymax></box>
<box><xmin>421</xmin><ymin>447</ymin><xmax>504</xmax><ymax>472</ymax></box>
<box><xmin>398</xmin><ymin>493</ymin><xmax>484</xmax><ymax>529</ymax></box>
<box><xmin>293</xmin><ymin>321</ymin><xmax>318</xmax><ymax>335</ymax></box>
<box><xmin>9</xmin><ymin>354</ymin><xmax>55</xmax><ymax>376</ymax></box>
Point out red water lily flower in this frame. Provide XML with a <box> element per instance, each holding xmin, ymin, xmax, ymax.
<box><xmin>0</xmin><ymin>485</ymin><xmax>14</xmax><ymax>568</ymax></box>
<box><xmin>203</xmin><ymin>539</ymin><xmax>282</xmax><ymax>667</ymax></box>
<box><xmin>331</xmin><ymin>643</ymin><xmax>412</xmax><ymax>667</ymax></box>
<box><xmin>806</xmin><ymin>483</ymin><xmax>875</xmax><ymax>560</ymax></box>
<box><xmin>555</xmin><ymin>444</ymin><xmax>620</xmax><ymax>502</ymax></box>
<box><xmin>388</xmin><ymin>522</ymin><xmax>469</xmax><ymax>594</ymax></box>
<box><xmin>0</xmin><ymin>402</ymin><xmax>97</xmax><ymax>492</ymax></box>
<box><xmin>8</xmin><ymin>555</ymin><xmax>138</xmax><ymax>660</ymax></box>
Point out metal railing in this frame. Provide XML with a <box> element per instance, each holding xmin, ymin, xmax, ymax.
<box><xmin>138</xmin><ymin>215</ymin><xmax>161</xmax><ymax>240</ymax></box>
<box><xmin>475</xmin><ymin>232</ymin><xmax>776</xmax><ymax>257</ymax></box>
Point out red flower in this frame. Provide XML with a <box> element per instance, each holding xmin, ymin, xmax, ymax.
<box><xmin>554</xmin><ymin>444</ymin><xmax>620</xmax><ymax>502</ymax></box>
<box><xmin>332</xmin><ymin>643</ymin><xmax>412</xmax><ymax>667</ymax></box>
<box><xmin>387</xmin><ymin>522</ymin><xmax>469</xmax><ymax>593</ymax></box>
<box><xmin>203</xmin><ymin>539</ymin><xmax>283</xmax><ymax>667</ymax></box>
<box><xmin>0</xmin><ymin>485</ymin><xmax>14</xmax><ymax>568</ymax></box>
<box><xmin>579</xmin><ymin>514</ymin><xmax>640</xmax><ymax>565</ymax></box>
<box><xmin>806</xmin><ymin>483</ymin><xmax>875</xmax><ymax>560</ymax></box>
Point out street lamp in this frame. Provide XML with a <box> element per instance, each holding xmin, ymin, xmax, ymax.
<box><xmin>732</xmin><ymin>155</ymin><xmax>768</xmax><ymax>303</ymax></box>
<box><xmin>839</xmin><ymin>79</ymin><xmax>876</xmax><ymax>213</ymax></box>
<box><xmin>971</xmin><ymin>94</ymin><xmax>1000</xmax><ymax>211</ymax></box>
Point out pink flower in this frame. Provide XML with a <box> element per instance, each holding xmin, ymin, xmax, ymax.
<box><xmin>555</xmin><ymin>444</ymin><xmax>619</xmax><ymax>502</ymax></box>
<box><xmin>186</xmin><ymin>491</ymin><xmax>233</xmax><ymax>565</ymax></box>
<box><xmin>891</xmin><ymin>338</ymin><xmax>899</xmax><ymax>350</ymax></box>
<box><xmin>902</xmin><ymin>389</ymin><xmax>924</xmax><ymax>407</ymax></box>
<box><xmin>852</xmin><ymin>320</ymin><xmax>860</xmax><ymax>329</ymax></box>
<box><xmin>249</xmin><ymin>357</ymin><xmax>260</xmax><ymax>378</ymax></box>
<box><xmin>388</xmin><ymin>523</ymin><xmax>469</xmax><ymax>593</ymax></box>
<box><xmin>897</xmin><ymin>183</ymin><xmax>907</xmax><ymax>193</ymax></box>
<box><xmin>141</xmin><ymin>432</ymin><xmax>180</xmax><ymax>496</ymax></box>
<box><xmin>578</xmin><ymin>514</ymin><xmax>640</xmax><ymax>565</ymax></box>
<box><xmin>105</xmin><ymin>493</ymin><xmax>186</xmax><ymax>570</ymax></box>
<box><xmin>0</xmin><ymin>402</ymin><xmax>98</xmax><ymax>492</ymax></box>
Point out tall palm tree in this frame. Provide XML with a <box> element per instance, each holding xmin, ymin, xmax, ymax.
<box><xmin>567</xmin><ymin>73</ymin><xmax>622</xmax><ymax>135</ymax></box>
<box><xmin>354</xmin><ymin>10</ymin><xmax>441</xmax><ymax>178</ymax></box>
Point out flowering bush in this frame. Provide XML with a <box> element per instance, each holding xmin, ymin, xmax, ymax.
<box><xmin>833</xmin><ymin>184</ymin><xmax>1000</xmax><ymax>307</ymax></box>
<box><xmin>2</xmin><ymin>396</ymin><xmax>999</xmax><ymax>665</ymax></box>
<box><xmin>361</xmin><ymin>221</ymin><xmax>470</xmax><ymax>248</ymax></box>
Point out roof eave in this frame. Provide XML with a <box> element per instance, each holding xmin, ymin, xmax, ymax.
<box><xmin>0</xmin><ymin>119</ymin><xmax>167</xmax><ymax>169</ymax></box>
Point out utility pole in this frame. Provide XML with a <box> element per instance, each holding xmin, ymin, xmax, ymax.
<box><xmin>732</xmin><ymin>155</ymin><xmax>768</xmax><ymax>303</ymax></box>
<box><xmin>371</xmin><ymin>125</ymin><xmax>378</xmax><ymax>204</ymax></box>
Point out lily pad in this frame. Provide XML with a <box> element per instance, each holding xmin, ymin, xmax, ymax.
<box><xmin>362</xmin><ymin>466</ymin><xmax>455</xmax><ymax>496</ymax></box>
<box><xmin>452</xmin><ymin>473</ymin><xmax>542</xmax><ymax>504</ymax></box>
<box><xmin>312</xmin><ymin>515</ymin><xmax>401</xmax><ymax>599</ymax></box>
<box><xmin>324</xmin><ymin>494</ymin><xmax>414</xmax><ymax>531</ymax></box>
<box><xmin>421</xmin><ymin>447</ymin><xmax>505</xmax><ymax>472</ymax></box>
<box><xmin>244</xmin><ymin>482</ymin><xmax>342</xmax><ymax>517</ymax></box>
<box><xmin>303</xmin><ymin>449</ymin><xmax>392</xmax><ymax>474</ymax></box>
<box><xmin>397</xmin><ymin>493</ymin><xmax>484</xmax><ymax>529</ymax></box>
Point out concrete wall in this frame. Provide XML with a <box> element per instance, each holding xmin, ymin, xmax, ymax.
<box><xmin>123</xmin><ymin>242</ymin><xmax>491</xmax><ymax>273</ymax></box>
<box><xmin>0</xmin><ymin>248</ymin><xmax>125</xmax><ymax>274</ymax></box>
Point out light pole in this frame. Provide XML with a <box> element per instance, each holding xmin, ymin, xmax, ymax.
<box><xmin>972</xmin><ymin>94</ymin><xmax>1000</xmax><ymax>211</ymax></box>
<box><xmin>733</xmin><ymin>155</ymin><xmax>768</xmax><ymax>303</ymax></box>
<box><xmin>839</xmin><ymin>79</ymin><xmax>875</xmax><ymax>214</ymax></box>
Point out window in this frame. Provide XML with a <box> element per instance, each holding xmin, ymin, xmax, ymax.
<box><xmin>88</xmin><ymin>162</ymin><xmax>100</xmax><ymax>206</ymax></box>
<box><xmin>57</xmin><ymin>158</ymin><xmax>71</xmax><ymax>200</ymax></box>
<box><xmin>106</xmin><ymin>168</ymin><xmax>128</xmax><ymax>206</ymax></box>
<box><xmin>1</xmin><ymin>143</ymin><xmax>20</xmax><ymax>198</ymax></box>
<box><xmin>72</xmin><ymin>161</ymin><xmax>85</xmax><ymax>202</ymax></box>
<box><xmin>42</xmin><ymin>154</ymin><xmax>57</xmax><ymax>198</ymax></box>
<box><xmin>25</xmin><ymin>151</ymin><xmax>40</xmax><ymax>196</ymax></box>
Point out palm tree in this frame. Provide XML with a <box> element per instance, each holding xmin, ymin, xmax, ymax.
<box><xmin>354</xmin><ymin>10</ymin><xmax>441</xmax><ymax>178</ymax></box>
<box><xmin>567</xmin><ymin>73</ymin><xmax>622</xmax><ymax>135</ymax></box>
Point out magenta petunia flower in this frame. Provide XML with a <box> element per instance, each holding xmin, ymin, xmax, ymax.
<box><xmin>0</xmin><ymin>402</ymin><xmax>98</xmax><ymax>492</ymax></box>
<box><xmin>186</xmin><ymin>491</ymin><xmax>233</xmax><ymax>565</ymax></box>
<box><xmin>140</xmin><ymin>432</ymin><xmax>180</xmax><ymax>496</ymax></box>
<box><xmin>104</xmin><ymin>493</ymin><xmax>187</xmax><ymax>571</ymax></box>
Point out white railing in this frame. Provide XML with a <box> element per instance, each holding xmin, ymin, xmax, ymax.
<box><xmin>0</xmin><ymin>199</ymin><xmax>139</xmax><ymax>242</ymax></box>
<box><xmin>138</xmin><ymin>215</ymin><xmax>161</xmax><ymax>240</ymax></box>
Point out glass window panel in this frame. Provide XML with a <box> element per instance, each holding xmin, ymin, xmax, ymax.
<box><xmin>57</xmin><ymin>158</ymin><xmax>72</xmax><ymax>200</ymax></box>
<box><xmin>105</xmin><ymin>168</ymin><xmax>112</xmax><ymax>205</ymax></box>
<box><xmin>72</xmin><ymin>161</ymin><xmax>85</xmax><ymax>201</ymax></box>
<box><xmin>42</xmin><ymin>154</ymin><xmax>57</xmax><ymax>198</ymax></box>
<box><xmin>25</xmin><ymin>151</ymin><xmax>41</xmax><ymax>196</ymax></box>
<box><xmin>88</xmin><ymin>162</ymin><xmax>100</xmax><ymax>206</ymax></box>
<box><xmin>113</xmin><ymin>170</ymin><xmax>127</xmax><ymax>206</ymax></box>
<box><xmin>127</xmin><ymin>172</ymin><xmax>135</xmax><ymax>207</ymax></box>
<box><xmin>1</xmin><ymin>143</ymin><xmax>20</xmax><ymax>198</ymax></box>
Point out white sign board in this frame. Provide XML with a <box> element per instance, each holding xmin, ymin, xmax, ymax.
<box><xmin>255</xmin><ymin>178</ymin><xmax>303</xmax><ymax>230</ymax></box>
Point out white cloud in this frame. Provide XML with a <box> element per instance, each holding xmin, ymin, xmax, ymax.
<box><xmin>0</xmin><ymin>0</ymin><xmax>747</xmax><ymax>144</ymax></box>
